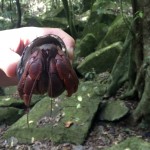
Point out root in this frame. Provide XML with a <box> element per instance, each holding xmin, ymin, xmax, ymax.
<box><xmin>121</xmin><ymin>64</ymin><xmax>145</xmax><ymax>99</ymax></box>
<box><xmin>106</xmin><ymin>32</ymin><xmax>132</xmax><ymax>97</ymax></box>
<box><xmin>133</xmin><ymin>64</ymin><xmax>150</xmax><ymax>122</ymax></box>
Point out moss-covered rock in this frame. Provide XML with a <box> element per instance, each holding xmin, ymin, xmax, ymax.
<box><xmin>4</xmin><ymin>80</ymin><xmax>101</xmax><ymax>144</ymax></box>
<box><xmin>77</xmin><ymin>33</ymin><xmax>97</xmax><ymax>57</ymax></box>
<box><xmin>0</xmin><ymin>87</ymin><xmax>5</xmax><ymax>95</ymax></box>
<box><xmin>0</xmin><ymin>86</ymin><xmax>46</xmax><ymax>125</ymax></box>
<box><xmin>24</xmin><ymin>16</ymin><xmax>67</xmax><ymax>29</ymax></box>
<box><xmin>97</xmin><ymin>16</ymin><xmax>129</xmax><ymax>49</ymax></box>
<box><xmin>83</xmin><ymin>21</ymin><xmax>109</xmax><ymax>42</ymax></box>
<box><xmin>99</xmin><ymin>100</ymin><xmax>129</xmax><ymax>121</ymax></box>
<box><xmin>0</xmin><ymin>96</ymin><xmax>20</xmax><ymax>107</ymax></box>
<box><xmin>0</xmin><ymin>86</ymin><xmax>44</xmax><ymax>107</ymax></box>
<box><xmin>0</xmin><ymin>107</ymin><xmax>23</xmax><ymax>125</ymax></box>
<box><xmin>0</xmin><ymin>86</ymin><xmax>23</xmax><ymax>107</ymax></box>
<box><xmin>104</xmin><ymin>137</ymin><xmax>150</xmax><ymax>150</ymax></box>
<box><xmin>77</xmin><ymin>42</ymin><xmax>122</xmax><ymax>75</ymax></box>
<box><xmin>82</xmin><ymin>0</ymin><xmax>96</xmax><ymax>12</ymax></box>
<box><xmin>82</xmin><ymin>0</ymin><xmax>117</xmax><ymax>41</ymax></box>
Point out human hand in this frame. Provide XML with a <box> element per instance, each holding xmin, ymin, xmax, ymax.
<box><xmin>0</xmin><ymin>27</ymin><xmax>75</xmax><ymax>86</ymax></box>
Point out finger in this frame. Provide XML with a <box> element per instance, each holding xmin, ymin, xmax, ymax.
<box><xmin>42</xmin><ymin>28</ymin><xmax>75</xmax><ymax>61</ymax></box>
<box><xmin>18</xmin><ymin>27</ymin><xmax>75</xmax><ymax>61</ymax></box>
<box><xmin>0</xmin><ymin>27</ymin><xmax>75</xmax><ymax>59</ymax></box>
<box><xmin>0</xmin><ymin>50</ymin><xmax>20</xmax><ymax>77</ymax></box>
<box><xmin>0</xmin><ymin>27</ymin><xmax>75</xmax><ymax>78</ymax></box>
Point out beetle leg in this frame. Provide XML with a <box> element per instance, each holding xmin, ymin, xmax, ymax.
<box><xmin>61</xmin><ymin>55</ymin><xmax>79</xmax><ymax>92</ymax></box>
<box><xmin>48</xmin><ymin>58</ymin><xmax>65</xmax><ymax>97</ymax></box>
<box><xmin>55</xmin><ymin>54</ymin><xmax>79</xmax><ymax>96</ymax></box>
<box><xmin>18</xmin><ymin>51</ymin><xmax>43</xmax><ymax>107</ymax></box>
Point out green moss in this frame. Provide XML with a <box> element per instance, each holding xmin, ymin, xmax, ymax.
<box><xmin>4</xmin><ymin>81</ymin><xmax>101</xmax><ymax>144</ymax></box>
<box><xmin>0</xmin><ymin>107</ymin><xmax>23</xmax><ymax>125</ymax></box>
<box><xmin>98</xmin><ymin>15</ymin><xmax>129</xmax><ymax>49</ymax></box>
<box><xmin>100</xmin><ymin>100</ymin><xmax>129</xmax><ymax>121</ymax></box>
<box><xmin>105</xmin><ymin>137</ymin><xmax>150</xmax><ymax>150</ymax></box>
<box><xmin>83</xmin><ymin>21</ymin><xmax>109</xmax><ymax>42</ymax></box>
<box><xmin>25</xmin><ymin>16</ymin><xmax>67</xmax><ymax>29</ymax></box>
<box><xmin>77</xmin><ymin>42</ymin><xmax>122</xmax><ymax>74</ymax></box>
<box><xmin>77</xmin><ymin>33</ymin><xmax>97</xmax><ymax>57</ymax></box>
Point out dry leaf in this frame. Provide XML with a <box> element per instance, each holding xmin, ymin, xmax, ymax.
<box><xmin>65</xmin><ymin>121</ymin><xmax>73</xmax><ymax>128</ymax></box>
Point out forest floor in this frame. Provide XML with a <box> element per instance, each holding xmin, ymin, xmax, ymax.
<box><xmin>1</xmin><ymin>91</ymin><xmax>150</xmax><ymax>150</ymax></box>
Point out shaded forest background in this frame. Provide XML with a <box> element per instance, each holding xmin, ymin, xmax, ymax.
<box><xmin>0</xmin><ymin>0</ymin><xmax>126</xmax><ymax>34</ymax></box>
<box><xmin>0</xmin><ymin>0</ymin><xmax>95</xmax><ymax>31</ymax></box>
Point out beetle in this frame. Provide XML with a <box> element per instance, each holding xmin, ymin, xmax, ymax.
<box><xmin>17</xmin><ymin>34</ymin><xmax>79</xmax><ymax>107</ymax></box>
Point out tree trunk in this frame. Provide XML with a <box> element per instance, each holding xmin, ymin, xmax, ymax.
<box><xmin>16</xmin><ymin>0</ymin><xmax>22</xmax><ymax>28</ymax></box>
<box><xmin>61</xmin><ymin>0</ymin><xmax>78</xmax><ymax>38</ymax></box>
<box><xmin>132</xmin><ymin>0</ymin><xmax>150</xmax><ymax>121</ymax></box>
<box><xmin>106</xmin><ymin>0</ymin><xmax>150</xmax><ymax>123</ymax></box>
<box><xmin>1</xmin><ymin>0</ymin><xmax>4</xmax><ymax>12</ymax></box>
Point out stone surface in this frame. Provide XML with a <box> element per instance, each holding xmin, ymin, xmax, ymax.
<box><xmin>97</xmin><ymin>15</ymin><xmax>129</xmax><ymax>49</ymax></box>
<box><xmin>104</xmin><ymin>137</ymin><xmax>150</xmax><ymax>150</ymax></box>
<box><xmin>4</xmin><ymin>81</ymin><xmax>101</xmax><ymax>144</ymax></box>
<box><xmin>0</xmin><ymin>86</ymin><xmax>44</xmax><ymax>107</ymax></box>
<box><xmin>0</xmin><ymin>86</ymin><xmax>21</xmax><ymax>107</ymax></box>
<box><xmin>0</xmin><ymin>107</ymin><xmax>23</xmax><ymax>125</ymax></box>
<box><xmin>99</xmin><ymin>100</ymin><xmax>129</xmax><ymax>121</ymax></box>
<box><xmin>77</xmin><ymin>42</ymin><xmax>122</xmax><ymax>75</ymax></box>
<box><xmin>77</xmin><ymin>33</ymin><xmax>97</xmax><ymax>57</ymax></box>
<box><xmin>83</xmin><ymin>0</ymin><xmax>117</xmax><ymax>41</ymax></box>
<box><xmin>0</xmin><ymin>95</ymin><xmax>21</xmax><ymax>107</ymax></box>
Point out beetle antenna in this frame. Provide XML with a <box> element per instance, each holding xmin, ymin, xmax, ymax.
<box><xmin>26</xmin><ymin>73</ymin><xmax>41</xmax><ymax>128</ymax></box>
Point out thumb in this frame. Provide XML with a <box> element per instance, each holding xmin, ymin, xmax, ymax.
<box><xmin>0</xmin><ymin>50</ymin><xmax>20</xmax><ymax>77</ymax></box>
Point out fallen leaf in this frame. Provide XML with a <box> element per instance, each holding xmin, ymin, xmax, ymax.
<box><xmin>65</xmin><ymin>121</ymin><xmax>73</xmax><ymax>128</ymax></box>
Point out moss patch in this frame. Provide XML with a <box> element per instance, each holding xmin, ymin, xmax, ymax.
<box><xmin>99</xmin><ymin>100</ymin><xmax>129</xmax><ymax>121</ymax></box>
<box><xmin>98</xmin><ymin>15</ymin><xmax>129</xmax><ymax>49</ymax></box>
<box><xmin>0</xmin><ymin>107</ymin><xmax>23</xmax><ymax>125</ymax></box>
<box><xmin>77</xmin><ymin>42</ymin><xmax>122</xmax><ymax>75</ymax></box>
<box><xmin>77</xmin><ymin>33</ymin><xmax>97</xmax><ymax>57</ymax></box>
<box><xmin>105</xmin><ymin>137</ymin><xmax>150</xmax><ymax>150</ymax></box>
<box><xmin>4</xmin><ymin>81</ymin><xmax>101</xmax><ymax>144</ymax></box>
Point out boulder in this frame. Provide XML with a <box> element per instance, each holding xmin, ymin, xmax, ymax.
<box><xmin>99</xmin><ymin>100</ymin><xmax>129</xmax><ymax>121</ymax></box>
<box><xmin>77</xmin><ymin>33</ymin><xmax>97</xmax><ymax>57</ymax></box>
<box><xmin>0</xmin><ymin>107</ymin><xmax>23</xmax><ymax>125</ymax></box>
<box><xmin>4</xmin><ymin>81</ymin><xmax>101</xmax><ymax>144</ymax></box>
<box><xmin>97</xmin><ymin>16</ymin><xmax>129</xmax><ymax>49</ymax></box>
<box><xmin>104</xmin><ymin>137</ymin><xmax>150</xmax><ymax>150</ymax></box>
<box><xmin>82</xmin><ymin>0</ymin><xmax>117</xmax><ymax>41</ymax></box>
<box><xmin>77</xmin><ymin>42</ymin><xmax>122</xmax><ymax>75</ymax></box>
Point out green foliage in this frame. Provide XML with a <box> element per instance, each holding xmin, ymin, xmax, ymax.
<box><xmin>77</xmin><ymin>33</ymin><xmax>97</xmax><ymax>57</ymax></box>
<box><xmin>135</xmin><ymin>11</ymin><xmax>144</xmax><ymax>19</ymax></box>
<box><xmin>93</xmin><ymin>0</ymin><xmax>120</xmax><ymax>15</ymax></box>
<box><xmin>0</xmin><ymin>0</ymin><xmax>18</xmax><ymax>29</ymax></box>
<box><xmin>0</xmin><ymin>0</ymin><xmax>87</xmax><ymax>31</ymax></box>
<box><xmin>82</xmin><ymin>0</ymin><xmax>95</xmax><ymax>12</ymax></box>
<box><xmin>84</xmin><ymin>68</ymin><xmax>96</xmax><ymax>81</ymax></box>
<box><xmin>62</xmin><ymin>0</ymin><xmax>78</xmax><ymax>38</ymax></box>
